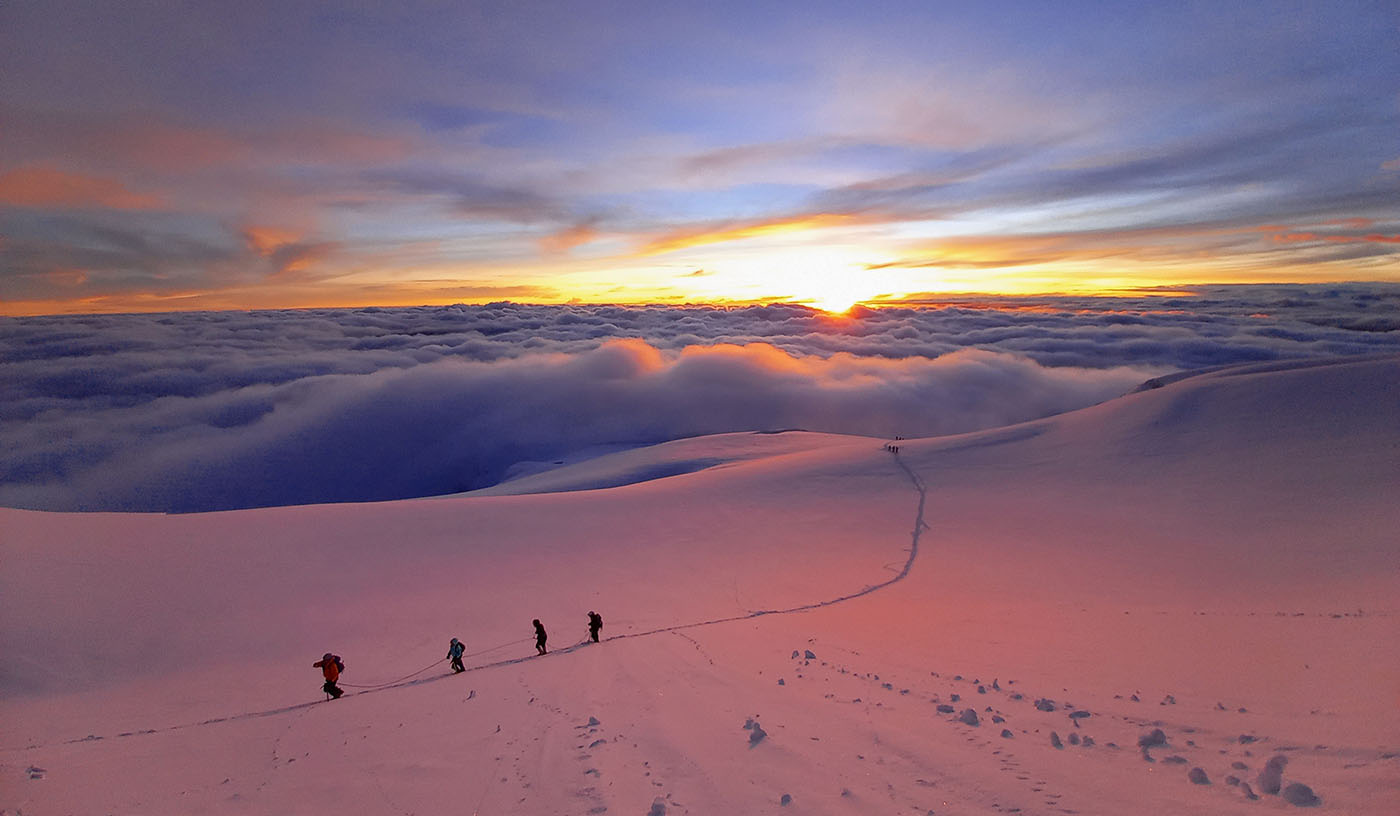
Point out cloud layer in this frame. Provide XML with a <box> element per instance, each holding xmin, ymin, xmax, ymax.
<box><xmin>3</xmin><ymin>285</ymin><xmax>1398</xmax><ymax>512</ymax></box>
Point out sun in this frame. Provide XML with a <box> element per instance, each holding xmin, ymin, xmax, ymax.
<box><xmin>785</xmin><ymin>254</ymin><xmax>890</xmax><ymax>313</ymax></box>
<box><xmin>750</xmin><ymin>248</ymin><xmax>893</xmax><ymax>312</ymax></box>
<box><xmin>807</xmin><ymin>286</ymin><xmax>864</xmax><ymax>314</ymax></box>
<box><xmin>667</xmin><ymin>237</ymin><xmax>906</xmax><ymax>312</ymax></box>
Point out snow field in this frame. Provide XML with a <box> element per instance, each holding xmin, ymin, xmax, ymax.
<box><xmin>3</xmin><ymin>354</ymin><xmax>1398</xmax><ymax>814</ymax></box>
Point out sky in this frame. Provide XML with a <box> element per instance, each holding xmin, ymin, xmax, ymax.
<box><xmin>4</xmin><ymin>285</ymin><xmax>1397</xmax><ymax>512</ymax></box>
<box><xmin>2</xmin><ymin>0</ymin><xmax>1398</xmax><ymax>315</ymax></box>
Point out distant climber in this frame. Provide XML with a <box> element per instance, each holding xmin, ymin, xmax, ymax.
<box><xmin>533</xmin><ymin>619</ymin><xmax>548</xmax><ymax>655</ymax></box>
<box><xmin>587</xmin><ymin>611</ymin><xmax>603</xmax><ymax>643</ymax></box>
<box><xmin>447</xmin><ymin>637</ymin><xmax>466</xmax><ymax>673</ymax></box>
<box><xmin>314</xmin><ymin>653</ymin><xmax>345</xmax><ymax>699</ymax></box>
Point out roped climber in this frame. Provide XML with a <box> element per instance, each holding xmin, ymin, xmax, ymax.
<box><xmin>314</xmin><ymin>652</ymin><xmax>345</xmax><ymax>699</ymax></box>
<box><xmin>447</xmin><ymin>637</ymin><xmax>466</xmax><ymax>673</ymax></box>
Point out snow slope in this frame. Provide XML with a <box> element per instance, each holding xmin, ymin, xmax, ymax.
<box><xmin>460</xmin><ymin>430</ymin><xmax>875</xmax><ymax>497</ymax></box>
<box><xmin>2</xmin><ymin>355</ymin><xmax>1397</xmax><ymax>815</ymax></box>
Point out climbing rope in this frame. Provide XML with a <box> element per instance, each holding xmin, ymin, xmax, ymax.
<box><xmin>463</xmin><ymin>636</ymin><xmax>530</xmax><ymax>658</ymax></box>
<box><xmin>338</xmin><ymin>657</ymin><xmax>448</xmax><ymax>689</ymax></box>
<box><xmin>337</xmin><ymin>637</ymin><xmax>531</xmax><ymax>690</ymax></box>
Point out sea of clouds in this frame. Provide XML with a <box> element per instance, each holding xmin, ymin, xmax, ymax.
<box><xmin>3</xmin><ymin>283</ymin><xmax>1397</xmax><ymax>512</ymax></box>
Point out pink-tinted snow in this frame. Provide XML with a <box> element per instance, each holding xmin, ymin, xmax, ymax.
<box><xmin>2</xmin><ymin>355</ymin><xmax>1397</xmax><ymax>814</ymax></box>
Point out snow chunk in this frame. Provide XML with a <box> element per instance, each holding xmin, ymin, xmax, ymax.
<box><xmin>1281</xmin><ymin>782</ymin><xmax>1320</xmax><ymax>806</ymax></box>
<box><xmin>746</xmin><ymin>719</ymin><xmax>768</xmax><ymax>746</ymax></box>
<box><xmin>958</xmin><ymin>709</ymin><xmax>980</xmax><ymax>726</ymax></box>
<box><xmin>1137</xmin><ymin>728</ymin><xmax>1168</xmax><ymax>748</ymax></box>
<box><xmin>1258</xmin><ymin>754</ymin><xmax>1288</xmax><ymax>794</ymax></box>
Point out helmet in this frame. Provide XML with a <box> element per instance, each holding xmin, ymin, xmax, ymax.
<box><xmin>323</xmin><ymin>653</ymin><xmax>333</xmax><ymax>660</ymax></box>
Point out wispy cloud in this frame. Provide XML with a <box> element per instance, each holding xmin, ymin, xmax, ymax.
<box><xmin>0</xmin><ymin>166</ymin><xmax>164</xmax><ymax>210</ymax></box>
<box><xmin>637</xmin><ymin>213</ymin><xmax>862</xmax><ymax>255</ymax></box>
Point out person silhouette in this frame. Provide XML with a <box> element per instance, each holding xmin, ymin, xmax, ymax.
<box><xmin>313</xmin><ymin>652</ymin><xmax>345</xmax><ymax>699</ymax></box>
<box><xmin>447</xmin><ymin>637</ymin><xmax>466</xmax><ymax>673</ymax></box>
<box><xmin>587</xmin><ymin>611</ymin><xmax>602</xmax><ymax>643</ymax></box>
<box><xmin>532</xmin><ymin>619</ymin><xmax>548</xmax><ymax>655</ymax></box>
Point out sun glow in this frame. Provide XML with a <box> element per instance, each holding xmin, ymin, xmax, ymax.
<box><xmin>674</xmin><ymin>242</ymin><xmax>905</xmax><ymax>313</ymax></box>
<box><xmin>804</xmin><ymin>278</ymin><xmax>869</xmax><ymax>313</ymax></box>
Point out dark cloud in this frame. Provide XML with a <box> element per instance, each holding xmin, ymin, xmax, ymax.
<box><xmin>0</xmin><ymin>210</ymin><xmax>259</xmax><ymax>300</ymax></box>
<box><xmin>2</xmin><ymin>284</ymin><xmax>1398</xmax><ymax>512</ymax></box>
<box><xmin>361</xmin><ymin>168</ymin><xmax>568</xmax><ymax>223</ymax></box>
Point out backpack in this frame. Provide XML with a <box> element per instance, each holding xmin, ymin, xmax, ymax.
<box><xmin>334</xmin><ymin>656</ymin><xmax>345</xmax><ymax>673</ymax></box>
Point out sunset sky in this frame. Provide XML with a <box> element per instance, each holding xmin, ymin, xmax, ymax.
<box><xmin>2</xmin><ymin>0</ymin><xmax>1398</xmax><ymax>315</ymax></box>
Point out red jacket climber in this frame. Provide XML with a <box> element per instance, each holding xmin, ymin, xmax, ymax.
<box><xmin>314</xmin><ymin>653</ymin><xmax>345</xmax><ymax>699</ymax></box>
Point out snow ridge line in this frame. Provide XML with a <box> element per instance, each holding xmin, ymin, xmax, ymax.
<box><xmin>5</xmin><ymin>446</ymin><xmax>928</xmax><ymax>750</ymax></box>
<box><xmin>482</xmin><ymin>445</ymin><xmax>930</xmax><ymax>648</ymax></box>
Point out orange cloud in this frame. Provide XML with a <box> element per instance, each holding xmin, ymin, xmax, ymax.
<box><xmin>871</xmin><ymin>231</ymin><xmax>1159</xmax><ymax>270</ymax></box>
<box><xmin>638</xmin><ymin>213</ymin><xmax>858</xmax><ymax>255</ymax></box>
<box><xmin>874</xmin><ymin>217</ymin><xmax>1400</xmax><ymax>276</ymax></box>
<box><xmin>43</xmin><ymin>268</ymin><xmax>90</xmax><ymax>287</ymax></box>
<box><xmin>1272</xmin><ymin>231</ymin><xmax>1400</xmax><ymax>244</ymax></box>
<box><xmin>104</xmin><ymin>121</ymin><xmax>245</xmax><ymax>171</ymax></box>
<box><xmin>0</xmin><ymin>278</ymin><xmax>563</xmax><ymax>317</ymax></box>
<box><xmin>539</xmin><ymin>221</ymin><xmax>599</xmax><ymax>254</ymax></box>
<box><xmin>242</xmin><ymin>226</ymin><xmax>304</xmax><ymax>256</ymax></box>
<box><xmin>239</xmin><ymin>225</ymin><xmax>336</xmax><ymax>279</ymax></box>
<box><xmin>1324</xmin><ymin>217</ymin><xmax>1373</xmax><ymax>229</ymax></box>
<box><xmin>0</xmin><ymin>165</ymin><xmax>163</xmax><ymax>209</ymax></box>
